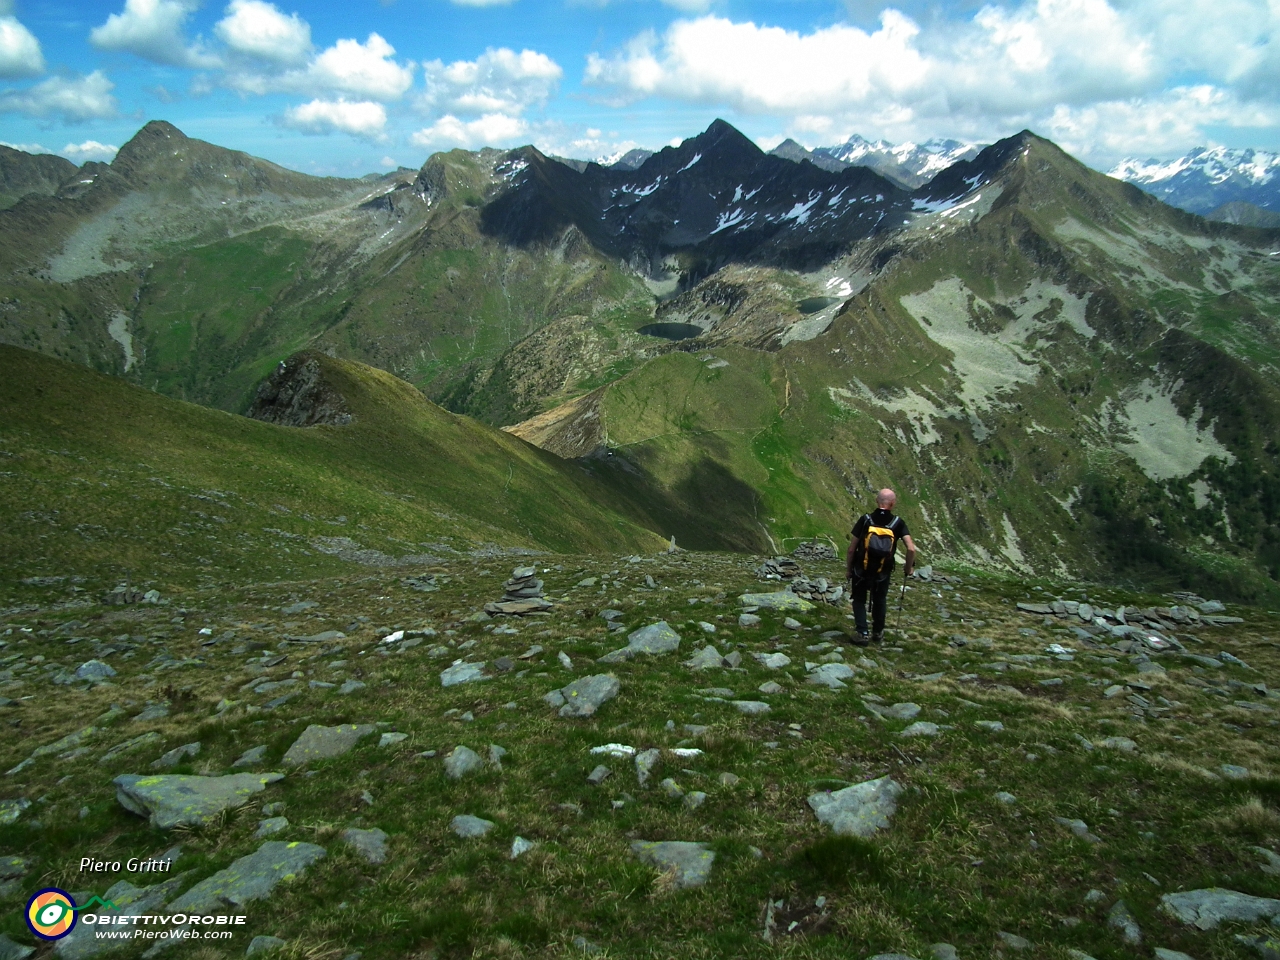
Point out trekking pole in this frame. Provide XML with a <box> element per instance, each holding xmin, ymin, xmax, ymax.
<box><xmin>893</xmin><ymin>574</ymin><xmax>906</xmax><ymax>630</ymax></box>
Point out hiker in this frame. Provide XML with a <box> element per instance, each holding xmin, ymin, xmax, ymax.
<box><xmin>846</xmin><ymin>488</ymin><xmax>916</xmax><ymax>644</ymax></box>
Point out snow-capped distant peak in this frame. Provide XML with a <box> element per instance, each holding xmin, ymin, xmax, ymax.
<box><xmin>1109</xmin><ymin>145</ymin><xmax>1280</xmax><ymax>216</ymax></box>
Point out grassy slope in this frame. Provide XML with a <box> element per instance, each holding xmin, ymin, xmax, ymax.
<box><xmin>0</xmin><ymin>344</ymin><xmax>665</xmax><ymax>600</ymax></box>
<box><xmin>1</xmin><ymin>552</ymin><xmax>1278</xmax><ymax>960</ymax></box>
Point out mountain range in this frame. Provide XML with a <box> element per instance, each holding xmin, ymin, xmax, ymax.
<box><xmin>1</xmin><ymin>118</ymin><xmax>1278</xmax><ymax>603</ymax></box>
<box><xmin>1109</xmin><ymin>146</ymin><xmax>1280</xmax><ymax>221</ymax></box>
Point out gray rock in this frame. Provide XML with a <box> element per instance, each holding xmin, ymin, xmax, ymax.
<box><xmin>1222</xmin><ymin>764</ymin><xmax>1250</xmax><ymax>780</ymax></box>
<box><xmin>630</xmin><ymin>840</ymin><xmax>715</xmax><ymax>888</ymax></box>
<box><xmin>1099</xmin><ymin>736</ymin><xmax>1137</xmax><ymax>752</ymax></box>
<box><xmin>974</xmin><ymin>721</ymin><xmax>1004</xmax><ymax>732</ymax></box>
<box><xmin>450</xmin><ymin>815</ymin><xmax>494</xmax><ymax>838</ymax></box>
<box><xmin>587</xmin><ymin>765</ymin><xmax>612</xmax><ymax>785</ymax></box>
<box><xmin>884</xmin><ymin>702</ymin><xmax>921</xmax><ymax>721</ymax></box>
<box><xmin>754</xmin><ymin>652</ymin><xmax>790</xmax><ymax>669</ymax></box>
<box><xmin>683</xmin><ymin>791</ymin><xmax>707</xmax><ymax>810</ymax></box>
<box><xmin>114</xmin><ymin>773</ymin><xmax>284</xmax><ymax>829</ymax></box>
<box><xmin>76</xmin><ymin>660</ymin><xmax>116</xmax><ymax>682</ymax></box>
<box><xmin>32</xmin><ymin>725</ymin><xmax>97</xmax><ymax>758</ymax></box>
<box><xmin>899</xmin><ymin>722</ymin><xmax>940</xmax><ymax>738</ymax></box>
<box><xmin>739</xmin><ymin>614</ymin><xmax>762</xmax><ymax>628</ymax></box>
<box><xmin>719</xmin><ymin>772</ymin><xmax>739</xmax><ymax>787</ymax></box>
<box><xmin>1108</xmin><ymin>900</ymin><xmax>1142</xmax><ymax>944</ymax></box>
<box><xmin>1253</xmin><ymin>846</ymin><xmax>1280</xmax><ymax>876</ymax></box>
<box><xmin>0</xmin><ymin>799</ymin><xmax>30</xmax><ymax>824</ymax></box>
<box><xmin>255</xmin><ymin>816</ymin><xmax>288</xmax><ymax>838</ymax></box>
<box><xmin>738</xmin><ymin>592</ymin><xmax>815</xmax><ymax>611</ymax></box>
<box><xmin>440</xmin><ymin>661</ymin><xmax>488</xmax><ymax>687</ymax></box>
<box><xmin>552</xmin><ymin>674</ymin><xmax>620</xmax><ymax>718</ymax></box>
<box><xmin>1153</xmin><ymin>950</ymin><xmax>1196</xmax><ymax>960</ymax></box>
<box><xmin>510</xmin><ymin>836</ymin><xmax>535</xmax><ymax>859</ymax></box>
<box><xmin>808</xmin><ymin>663</ymin><xmax>855</xmax><ymax>688</ymax></box>
<box><xmin>1236</xmin><ymin>938</ymin><xmax>1280</xmax><ymax>960</ymax></box>
<box><xmin>1055</xmin><ymin>817</ymin><xmax>1101</xmax><ymax>843</ymax></box>
<box><xmin>150</xmin><ymin>742</ymin><xmax>200</xmax><ymax>771</ymax></box>
<box><xmin>1160</xmin><ymin>888</ymin><xmax>1280</xmax><ymax>929</ymax></box>
<box><xmin>929</xmin><ymin>944</ymin><xmax>958</xmax><ymax>960</ymax></box>
<box><xmin>0</xmin><ymin>856</ymin><xmax>26</xmax><ymax>879</ymax></box>
<box><xmin>0</xmin><ymin>933</ymin><xmax>33</xmax><ymax>960</ymax></box>
<box><xmin>635</xmin><ymin>748</ymin><xmax>661</xmax><ymax>786</ymax></box>
<box><xmin>168</xmin><ymin>840</ymin><xmax>326</xmax><ymax>913</ymax></box>
<box><xmin>997</xmin><ymin>931</ymin><xmax>1031</xmax><ymax>950</ymax></box>
<box><xmin>232</xmin><ymin>745</ymin><xmax>268</xmax><ymax>768</ymax></box>
<box><xmin>1066</xmin><ymin>951</ymin><xmax>1100</xmax><ymax>960</ymax></box>
<box><xmin>379</xmin><ymin>732</ymin><xmax>408</xmax><ymax>748</ymax></box>
<box><xmin>444</xmin><ymin>745</ymin><xmax>484</xmax><ymax>780</ymax></box>
<box><xmin>783</xmin><ymin>617</ymin><xmax>802</xmax><ymax>630</ymax></box>
<box><xmin>626</xmin><ymin>621</ymin><xmax>682</xmax><ymax>654</ymax></box>
<box><xmin>685</xmin><ymin>646</ymin><xmax>726</xmax><ymax>670</ymax></box>
<box><xmin>724</xmin><ymin>651</ymin><xmax>742</xmax><ymax>668</ymax></box>
<box><xmin>282</xmin><ymin>724</ymin><xmax>376</xmax><ymax>766</ymax></box>
<box><xmin>1199</xmin><ymin>600</ymin><xmax>1226</xmax><ymax>613</ymax></box>
<box><xmin>732</xmin><ymin>700</ymin><xmax>771</xmax><ymax>715</ymax></box>
<box><xmin>488</xmin><ymin>744</ymin><xmax>508</xmax><ymax>769</ymax></box>
<box><xmin>808</xmin><ymin>777</ymin><xmax>903</xmax><ymax>837</ymax></box>
<box><xmin>132</xmin><ymin>704</ymin><xmax>170</xmax><ymax>722</ymax></box>
<box><xmin>338</xmin><ymin>680</ymin><xmax>366</xmax><ymax>695</ymax></box>
<box><xmin>341</xmin><ymin>827</ymin><xmax>388</xmax><ymax>864</ymax></box>
<box><xmin>659</xmin><ymin>777</ymin><xmax>684</xmax><ymax>798</ymax></box>
<box><xmin>759</xmin><ymin>681</ymin><xmax>784</xmax><ymax>694</ymax></box>
<box><xmin>245</xmin><ymin>936</ymin><xmax>287</xmax><ymax>956</ymax></box>
<box><xmin>995</xmin><ymin>792</ymin><xmax>1017</xmax><ymax>804</ymax></box>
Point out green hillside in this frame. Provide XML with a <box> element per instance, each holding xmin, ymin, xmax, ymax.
<box><xmin>0</xmin><ymin>345</ymin><xmax>666</xmax><ymax>601</ymax></box>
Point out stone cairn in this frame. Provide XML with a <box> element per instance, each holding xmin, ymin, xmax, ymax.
<box><xmin>484</xmin><ymin>566</ymin><xmax>553</xmax><ymax>615</ymax></box>
<box><xmin>792</xmin><ymin>540</ymin><xmax>838</xmax><ymax>562</ymax></box>
<box><xmin>788</xmin><ymin>577</ymin><xmax>845</xmax><ymax>605</ymax></box>
<box><xmin>756</xmin><ymin>556</ymin><xmax>802</xmax><ymax>580</ymax></box>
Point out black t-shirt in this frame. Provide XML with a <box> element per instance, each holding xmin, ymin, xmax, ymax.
<box><xmin>849</xmin><ymin>508</ymin><xmax>909</xmax><ymax>579</ymax></box>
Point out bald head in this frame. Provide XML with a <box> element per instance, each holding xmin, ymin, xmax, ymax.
<box><xmin>877</xmin><ymin>488</ymin><xmax>897</xmax><ymax>509</ymax></box>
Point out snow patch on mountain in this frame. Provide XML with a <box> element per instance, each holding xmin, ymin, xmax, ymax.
<box><xmin>1109</xmin><ymin>146</ymin><xmax>1280</xmax><ymax>215</ymax></box>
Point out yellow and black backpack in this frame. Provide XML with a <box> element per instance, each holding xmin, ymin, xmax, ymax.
<box><xmin>854</xmin><ymin>514</ymin><xmax>901</xmax><ymax>577</ymax></box>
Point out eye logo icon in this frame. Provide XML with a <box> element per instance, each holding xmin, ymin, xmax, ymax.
<box><xmin>26</xmin><ymin>887</ymin><xmax>77</xmax><ymax>940</ymax></box>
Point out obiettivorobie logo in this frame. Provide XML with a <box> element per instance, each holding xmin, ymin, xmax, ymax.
<box><xmin>25</xmin><ymin>888</ymin><xmax>118</xmax><ymax>940</ymax></box>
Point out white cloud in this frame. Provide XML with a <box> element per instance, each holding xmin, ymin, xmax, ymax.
<box><xmin>215</xmin><ymin>0</ymin><xmax>310</xmax><ymax>66</ymax></box>
<box><xmin>379</xmin><ymin>154</ymin><xmax>396</xmax><ymax>167</ymax></box>
<box><xmin>282</xmin><ymin>97</ymin><xmax>387</xmax><ymax>137</ymax></box>
<box><xmin>61</xmin><ymin>139</ymin><xmax>119</xmax><ymax>161</ymax></box>
<box><xmin>0</xmin><ymin>138</ymin><xmax>50</xmax><ymax>153</ymax></box>
<box><xmin>0</xmin><ymin>71</ymin><xmax>118</xmax><ymax>121</ymax></box>
<box><xmin>421</xmin><ymin>47</ymin><xmax>561</xmax><ymax>116</ymax></box>
<box><xmin>411</xmin><ymin>112</ymin><xmax>528</xmax><ymax>148</ymax></box>
<box><xmin>90</xmin><ymin>0</ymin><xmax>220</xmax><ymax>69</ymax></box>
<box><xmin>581</xmin><ymin>0</ymin><xmax>1280</xmax><ymax>159</ymax></box>
<box><xmin>307</xmin><ymin>33</ymin><xmax>413</xmax><ymax>100</ymax></box>
<box><xmin>1043</xmin><ymin>86</ymin><xmax>1276</xmax><ymax>159</ymax></box>
<box><xmin>0</xmin><ymin>15</ymin><xmax>44</xmax><ymax>78</ymax></box>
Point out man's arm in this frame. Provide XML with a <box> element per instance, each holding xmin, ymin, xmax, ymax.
<box><xmin>846</xmin><ymin>516</ymin><xmax>866</xmax><ymax>580</ymax></box>
<box><xmin>901</xmin><ymin>534</ymin><xmax>917</xmax><ymax>578</ymax></box>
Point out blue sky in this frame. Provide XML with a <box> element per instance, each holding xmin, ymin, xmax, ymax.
<box><xmin>1</xmin><ymin>0</ymin><xmax>1277</xmax><ymax>176</ymax></box>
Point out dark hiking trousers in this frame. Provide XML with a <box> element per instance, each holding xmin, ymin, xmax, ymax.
<box><xmin>851</xmin><ymin>575</ymin><xmax>892</xmax><ymax>635</ymax></box>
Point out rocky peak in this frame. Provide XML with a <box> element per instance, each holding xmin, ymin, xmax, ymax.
<box><xmin>247</xmin><ymin>352</ymin><xmax>354</xmax><ymax>428</ymax></box>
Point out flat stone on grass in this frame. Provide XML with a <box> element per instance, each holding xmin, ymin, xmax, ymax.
<box><xmin>732</xmin><ymin>701</ymin><xmax>771</xmax><ymax>715</ymax></box>
<box><xmin>341</xmin><ymin>827</ymin><xmax>388</xmax><ymax>864</ymax></box>
<box><xmin>547</xmin><ymin>674</ymin><xmax>620</xmax><ymax>718</ymax></box>
<box><xmin>150</xmin><ymin>742</ymin><xmax>200</xmax><ymax>771</ymax></box>
<box><xmin>168</xmin><ymin>841</ymin><xmax>326</xmax><ymax>913</ymax></box>
<box><xmin>451</xmin><ymin>815</ymin><xmax>494</xmax><ymax>838</ymax></box>
<box><xmin>630</xmin><ymin>840</ymin><xmax>715</xmax><ymax>888</ymax></box>
<box><xmin>738</xmin><ymin>592</ymin><xmax>815</xmax><ymax>612</ymax></box>
<box><xmin>1160</xmin><ymin>888</ymin><xmax>1280</xmax><ymax>929</ymax></box>
<box><xmin>808</xmin><ymin>777</ymin><xmax>903</xmax><ymax>838</ymax></box>
<box><xmin>114</xmin><ymin>773</ymin><xmax>284</xmax><ymax>829</ymax></box>
<box><xmin>282</xmin><ymin>724</ymin><xmax>376</xmax><ymax>767</ymax></box>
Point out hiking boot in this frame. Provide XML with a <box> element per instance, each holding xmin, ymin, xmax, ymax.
<box><xmin>850</xmin><ymin>632</ymin><xmax>870</xmax><ymax>648</ymax></box>
<box><xmin>870</xmin><ymin>631</ymin><xmax>884</xmax><ymax>644</ymax></box>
